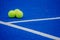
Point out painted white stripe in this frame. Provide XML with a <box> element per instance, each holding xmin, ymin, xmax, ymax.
<box><xmin>0</xmin><ymin>21</ymin><xmax>60</xmax><ymax>40</ymax></box>
<box><xmin>55</xmin><ymin>39</ymin><xmax>60</xmax><ymax>40</ymax></box>
<box><xmin>7</xmin><ymin>17</ymin><xmax>60</xmax><ymax>23</ymax></box>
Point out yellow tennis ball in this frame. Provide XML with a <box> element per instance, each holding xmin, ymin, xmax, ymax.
<box><xmin>8</xmin><ymin>10</ymin><xmax>16</xmax><ymax>18</ymax></box>
<box><xmin>14</xmin><ymin>9</ymin><xmax>23</xmax><ymax>18</ymax></box>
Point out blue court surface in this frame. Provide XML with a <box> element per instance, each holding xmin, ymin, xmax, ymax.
<box><xmin>0</xmin><ymin>0</ymin><xmax>60</xmax><ymax>40</ymax></box>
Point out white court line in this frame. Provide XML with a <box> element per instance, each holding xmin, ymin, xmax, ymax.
<box><xmin>0</xmin><ymin>21</ymin><xmax>60</xmax><ymax>40</ymax></box>
<box><xmin>7</xmin><ymin>17</ymin><xmax>60</xmax><ymax>23</ymax></box>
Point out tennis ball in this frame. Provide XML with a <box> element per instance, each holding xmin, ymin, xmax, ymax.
<box><xmin>14</xmin><ymin>9</ymin><xmax>23</xmax><ymax>18</ymax></box>
<box><xmin>8</xmin><ymin>10</ymin><xmax>15</xmax><ymax>18</ymax></box>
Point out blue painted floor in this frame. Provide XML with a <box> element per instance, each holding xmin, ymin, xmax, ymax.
<box><xmin>0</xmin><ymin>0</ymin><xmax>60</xmax><ymax>40</ymax></box>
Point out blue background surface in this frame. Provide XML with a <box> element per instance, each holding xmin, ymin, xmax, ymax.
<box><xmin>0</xmin><ymin>0</ymin><xmax>60</xmax><ymax>40</ymax></box>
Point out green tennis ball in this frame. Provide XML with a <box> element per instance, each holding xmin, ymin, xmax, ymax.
<box><xmin>8</xmin><ymin>10</ymin><xmax>16</xmax><ymax>18</ymax></box>
<box><xmin>14</xmin><ymin>9</ymin><xmax>23</xmax><ymax>18</ymax></box>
